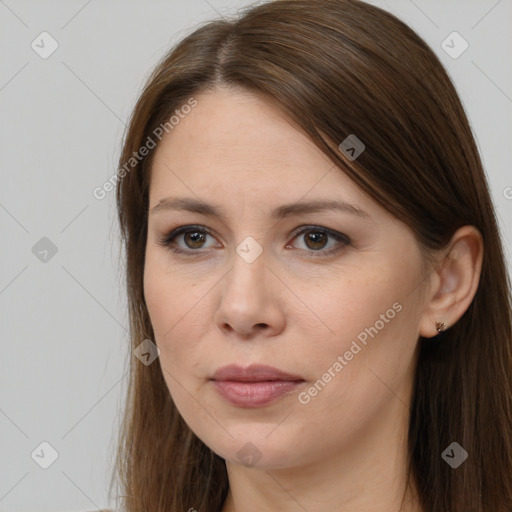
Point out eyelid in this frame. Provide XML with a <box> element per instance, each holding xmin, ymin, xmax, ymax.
<box><xmin>290</xmin><ymin>225</ymin><xmax>351</xmax><ymax>245</ymax></box>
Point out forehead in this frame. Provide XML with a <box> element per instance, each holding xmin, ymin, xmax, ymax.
<box><xmin>153</xmin><ymin>87</ymin><xmax>324</xmax><ymax>170</ymax></box>
<box><xmin>148</xmin><ymin>87</ymin><xmax>375</xmax><ymax>215</ymax></box>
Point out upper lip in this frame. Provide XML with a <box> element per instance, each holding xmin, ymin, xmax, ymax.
<box><xmin>211</xmin><ymin>364</ymin><xmax>304</xmax><ymax>382</ymax></box>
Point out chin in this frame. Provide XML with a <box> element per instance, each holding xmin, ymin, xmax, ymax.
<box><xmin>204</xmin><ymin>429</ymin><xmax>308</xmax><ymax>470</ymax></box>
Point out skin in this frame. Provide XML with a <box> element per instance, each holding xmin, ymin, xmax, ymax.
<box><xmin>143</xmin><ymin>86</ymin><xmax>483</xmax><ymax>512</ymax></box>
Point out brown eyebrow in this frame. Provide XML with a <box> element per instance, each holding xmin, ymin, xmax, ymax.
<box><xmin>149</xmin><ymin>197</ymin><xmax>370</xmax><ymax>220</ymax></box>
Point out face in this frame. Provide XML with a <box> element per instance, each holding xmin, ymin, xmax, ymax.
<box><xmin>144</xmin><ymin>86</ymin><xmax>428</xmax><ymax>470</ymax></box>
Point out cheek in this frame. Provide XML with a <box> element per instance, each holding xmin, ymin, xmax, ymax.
<box><xmin>144</xmin><ymin>245</ymin><xmax>199</xmax><ymax>335</ymax></box>
<box><xmin>143</xmin><ymin>251</ymin><xmax>202</xmax><ymax>365</ymax></box>
<box><xmin>143</xmin><ymin>253</ymin><xmax>228</xmax><ymax>391</ymax></box>
<box><xmin>300</xmin><ymin>269</ymin><xmax>400</xmax><ymax>344</ymax></box>
<box><xmin>292</xmin><ymin>268</ymin><xmax>421</xmax><ymax>438</ymax></box>
<box><xmin>143</xmin><ymin>262</ymin><xmax>206</xmax><ymax>406</ymax></box>
<box><xmin>300</xmin><ymin>259</ymin><xmax>421</xmax><ymax>384</ymax></box>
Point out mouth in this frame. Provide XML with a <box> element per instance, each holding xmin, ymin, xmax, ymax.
<box><xmin>211</xmin><ymin>363</ymin><xmax>304</xmax><ymax>382</ymax></box>
<box><xmin>210</xmin><ymin>364</ymin><xmax>306</xmax><ymax>408</ymax></box>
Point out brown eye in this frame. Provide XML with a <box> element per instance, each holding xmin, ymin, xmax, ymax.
<box><xmin>303</xmin><ymin>231</ymin><xmax>328</xmax><ymax>250</ymax></box>
<box><xmin>158</xmin><ymin>225</ymin><xmax>218</xmax><ymax>255</ymax></box>
<box><xmin>183</xmin><ymin>231</ymin><xmax>207</xmax><ymax>249</ymax></box>
<box><xmin>288</xmin><ymin>226</ymin><xmax>351</xmax><ymax>258</ymax></box>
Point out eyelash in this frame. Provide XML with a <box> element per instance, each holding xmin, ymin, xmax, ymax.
<box><xmin>157</xmin><ymin>225</ymin><xmax>351</xmax><ymax>258</ymax></box>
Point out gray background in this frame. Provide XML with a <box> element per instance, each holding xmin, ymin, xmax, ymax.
<box><xmin>1</xmin><ymin>0</ymin><xmax>511</xmax><ymax>510</ymax></box>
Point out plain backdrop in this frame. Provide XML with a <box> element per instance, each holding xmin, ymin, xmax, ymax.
<box><xmin>1</xmin><ymin>0</ymin><xmax>511</xmax><ymax>510</ymax></box>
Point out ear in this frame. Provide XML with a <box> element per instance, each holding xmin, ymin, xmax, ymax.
<box><xmin>419</xmin><ymin>225</ymin><xmax>484</xmax><ymax>338</ymax></box>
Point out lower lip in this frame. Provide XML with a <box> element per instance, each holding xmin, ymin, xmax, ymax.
<box><xmin>212</xmin><ymin>380</ymin><xmax>304</xmax><ymax>407</ymax></box>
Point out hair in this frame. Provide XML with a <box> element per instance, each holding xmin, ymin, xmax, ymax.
<box><xmin>111</xmin><ymin>0</ymin><xmax>512</xmax><ymax>510</ymax></box>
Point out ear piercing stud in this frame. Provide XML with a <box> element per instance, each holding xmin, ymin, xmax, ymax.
<box><xmin>435</xmin><ymin>321</ymin><xmax>447</xmax><ymax>333</ymax></box>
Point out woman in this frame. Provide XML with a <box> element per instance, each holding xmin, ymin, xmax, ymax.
<box><xmin>111</xmin><ymin>0</ymin><xmax>512</xmax><ymax>510</ymax></box>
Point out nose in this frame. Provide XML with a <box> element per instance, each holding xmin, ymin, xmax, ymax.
<box><xmin>214</xmin><ymin>246</ymin><xmax>286</xmax><ymax>339</ymax></box>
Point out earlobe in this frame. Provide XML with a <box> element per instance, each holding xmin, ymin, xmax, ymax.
<box><xmin>419</xmin><ymin>226</ymin><xmax>484</xmax><ymax>339</ymax></box>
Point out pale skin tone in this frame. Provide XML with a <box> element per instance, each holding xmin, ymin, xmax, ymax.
<box><xmin>143</xmin><ymin>86</ymin><xmax>483</xmax><ymax>512</ymax></box>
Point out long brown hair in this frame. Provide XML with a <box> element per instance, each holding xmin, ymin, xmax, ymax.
<box><xmin>112</xmin><ymin>0</ymin><xmax>512</xmax><ymax>510</ymax></box>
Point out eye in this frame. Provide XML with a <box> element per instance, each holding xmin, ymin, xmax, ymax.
<box><xmin>158</xmin><ymin>225</ymin><xmax>219</xmax><ymax>255</ymax></box>
<box><xmin>286</xmin><ymin>226</ymin><xmax>351</xmax><ymax>257</ymax></box>
<box><xmin>158</xmin><ymin>224</ymin><xmax>351</xmax><ymax>258</ymax></box>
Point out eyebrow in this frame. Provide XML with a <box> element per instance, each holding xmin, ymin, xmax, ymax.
<box><xmin>150</xmin><ymin>197</ymin><xmax>370</xmax><ymax>220</ymax></box>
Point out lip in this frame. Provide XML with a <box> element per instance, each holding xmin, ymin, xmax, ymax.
<box><xmin>210</xmin><ymin>364</ymin><xmax>305</xmax><ymax>408</ymax></box>
<box><xmin>211</xmin><ymin>364</ymin><xmax>304</xmax><ymax>382</ymax></box>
